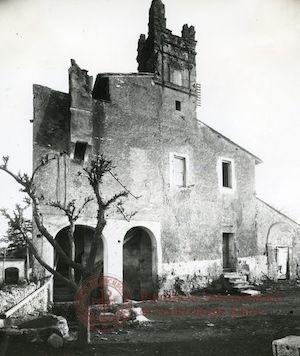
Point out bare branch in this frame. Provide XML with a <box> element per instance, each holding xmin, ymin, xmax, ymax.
<box><xmin>104</xmin><ymin>191</ymin><xmax>128</xmax><ymax>209</ymax></box>
<box><xmin>0</xmin><ymin>159</ymin><xmax>84</xmax><ymax>271</ymax></box>
<box><xmin>108</xmin><ymin>170</ymin><xmax>141</xmax><ymax>200</ymax></box>
<box><xmin>31</xmin><ymin>154</ymin><xmax>58</xmax><ymax>182</ymax></box>
<box><xmin>74</xmin><ymin>196</ymin><xmax>93</xmax><ymax>221</ymax></box>
<box><xmin>2</xmin><ymin>206</ymin><xmax>78</xmax><ymax>291</ymax></box>
<box><xmin>116</xmin><ymin>203</ymin><xmax>137</xmax><ymax>222</ymax></box>
<box><xmin>1</xmin><ymin>156</ymin><xmax>9</xmax><ymax>169</ymax></box>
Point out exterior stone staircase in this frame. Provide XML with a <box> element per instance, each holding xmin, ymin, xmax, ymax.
<box><xmin>222</xmin><ymin>272</ymin><xmax>261</xmax><ymax>295</ymax></box>
<box><xmin>53</xmin><ymin>279</ymin><xmax>74</xmax><ymax>303</ymax></box>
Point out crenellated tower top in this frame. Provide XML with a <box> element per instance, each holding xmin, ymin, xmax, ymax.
<box><xmin>137</xmin><ymin>0</ymin><xmax>197</xmax><ymax>95</ymax></box>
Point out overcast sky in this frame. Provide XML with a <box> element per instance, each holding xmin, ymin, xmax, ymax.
<box><xmin>0</xmin><ymin>0</ymin><xmax>300</xmax><ymax>238</ymax></box>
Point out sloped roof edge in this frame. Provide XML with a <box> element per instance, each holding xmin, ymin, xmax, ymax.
<box><xmin>256</xmin><ymin>197</ymin><xmax>300</xmax><ymax>226</ymax></box>
<box><xmin>199</xmin><ymin>120</ymin><xmax>262</xmax><ymax>164</ymax></box>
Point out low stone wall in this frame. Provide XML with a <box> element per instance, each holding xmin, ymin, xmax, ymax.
<box><xmin>12</xmin><ymin>285</ymin><xmax>48</xmax><ymax>318</ymax></box>
<box><xmin>237</xmin><ymin>255</ymin><xmax>268</xmax><ymax>283</ymax></box>
<box><xmin>0</xmin><ymin>283</ymin><xmax>36</xmax><ymax>315</ymax></box>
<box><xmin>160</xmin><ymin>259</ymin><xmax>222</xmax><ymax>295</ymax></box>
<box><xmin>0</xmin><ymin>282</ymin><xmax>48</xmax><ymax>318</ymax></box>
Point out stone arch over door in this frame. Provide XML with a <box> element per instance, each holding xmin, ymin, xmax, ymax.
<box><xmin>54</xmin><ymin>225</ymin><xmax>103</xmax><ymax>302</ymax></box>
<box><xmin>266</xmin><ymin>222</ymin><xmax>295</xmax><ymax>280</ymax></box>
<box><xmin>123</xmin><ymin>226</ymin><xmax>158</xmax><ymax>300</ymax></box>
<box><xmin>5</xmin><ymin>267</ymin><xmax>19</xmax><ymax>284</ymax></box>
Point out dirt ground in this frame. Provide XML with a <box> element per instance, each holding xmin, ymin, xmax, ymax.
<box><xmin>1</xmin><ymin>289</ymin><xmax>300</xmax><ymax>356</ymax></box>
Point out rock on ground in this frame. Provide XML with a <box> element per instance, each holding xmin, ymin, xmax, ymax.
<box><xmin>18</xmin><ymin>314</ymin><xmax>69</xmax><ymax>339</ymax></box>
<box><xmin>47</xmin><ymin>333</ymin><xmax>64</xmax><ymax>348</ymax></box>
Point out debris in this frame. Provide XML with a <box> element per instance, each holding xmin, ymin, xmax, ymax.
<box><xmin>116</xmin><ymin>308</ymin><xmax>131</xmax><ymax>321</ymax></box>
<box><xmin>130</xmin><ymin>307</ymin><xmax>151</xmax><ymax>324</ymax></box>
<box><xmin>134</xmin><ymin>315</ymin><xmax>151</xmax><ymax>323</ymax></box>
<box><xmin>47</xmin><ymin>333</ymin><xmax>64</xmax><ymax>348</ymax></box>
<box><xmin>272</xmin><ymin>335</ymin><xmax>300</xmax><ymax>356</ymax></box>
<box><xmin>64</xmin><ymin>331</ymin><xmax>77</xmax><ymax>342</ymax></box>
<box><xmin>131</xmin><ymin>307</ymin><xmax>143</xmax><ymax>317</ymax></box>
<box><xmin>18</xmin><ymin>314</ymin><xmax>69</xmax><ymax>339</ymax></box>
<box><xmin>241</xmin><ymin>289</ymin><xmax>261</xmax><ymax>296</ymax></box>
<box><xmin>126</xmin><ymin>300</ymin><xmax>143</xmax><ymax>304</ymax></box>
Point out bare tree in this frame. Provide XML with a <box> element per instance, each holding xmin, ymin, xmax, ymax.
<box><xmin>0</xmin><ymin>154</ymin><xmax>137</xmax><ymax>293</ymax></box>
<box><xmin>0</xmin><ymin>202</ymin><xmax>32</xmax><ymax>280</ymax></box>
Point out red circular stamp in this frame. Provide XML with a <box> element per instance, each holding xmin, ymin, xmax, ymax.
<box><xmin>74</xmin><ymin>274</ymin><xmax>133</xmax><ymax>332</ymax></box>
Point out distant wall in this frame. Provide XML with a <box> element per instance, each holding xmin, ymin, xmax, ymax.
<box><xmin>0</xmin><ymin>259</ymin><xmax>25</xmax><ymax>284</ymax></box>
<box><xmin>256</xmin><ymin>198</ymin><xmax>300</xmax><ymax>280</ymax></box>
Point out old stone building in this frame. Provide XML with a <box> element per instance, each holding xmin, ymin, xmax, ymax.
<box><xmin>32</xmin><ymin>0</ymin><xmax>300</xmax><ymax>302</ymax></box>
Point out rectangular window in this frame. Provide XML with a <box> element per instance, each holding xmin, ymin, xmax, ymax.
<box><xmin>222</xmin><ymin>161</ymin><xmax>232</xmax><ymax>188</ymax></box>
<box><xmin>175</xmin><ymin>100</ymin><xmax>181</xmax><ymax>111</ymax></box>
<box><xmin>171</xmin><ymin>70</ymin><xmax>183</xmax><ymax>86</ymax></box>
<box><xmin>173</xmin><ymin>155</ymin><xmax>186</xmax><ymax>187</ymax></box>
<box><xmin>74</xmin><ymin>141</ymin><xmax>87</xmax><ymax>161</ymax></box>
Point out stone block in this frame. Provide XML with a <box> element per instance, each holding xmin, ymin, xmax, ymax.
<box><xmin>272</xmin><ymin>335</ymin><xmax>300</xmax><ymax>356</ymax></box>
<box><xmin>47</xmin><ymin>333</ymin><xmax>64</xmax><ymax>348</ymax></box>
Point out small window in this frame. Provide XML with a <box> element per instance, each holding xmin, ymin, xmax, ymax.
<box><xmin>74</xmin><ymin>142</ymin><xmax>87</xmax><ymax>161</ymax></box>
<box><xmin>173</xmin><ymin>155</ymin><xmax>186</xmax><ymax>187</ymax></box>
<box><xmin>175</xmin><ymin>101</ymin><xmax>181</xmax><ymax>111</ymax></box>
<box><xmin>222</xmin><ymin>161</ymin><xmax>232</xmax><ymax>188</ymax></box>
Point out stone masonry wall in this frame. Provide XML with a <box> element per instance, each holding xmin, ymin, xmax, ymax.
<box><xmin>256</xmin><ymin>198</ymin><xmax>300</xmax><ymax>280</ymax></box>
<box><xmin>32</xmin><ymin>64</ymin><xmax>259</xmax><ymax>293</ymax></box>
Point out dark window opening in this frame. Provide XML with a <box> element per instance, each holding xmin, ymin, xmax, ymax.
<box><xmin>222</xmin><ymin>161</ymin><xmax>232</xmax><ymax>188</ymax></box>
<box><xmin>5</xmin><ymin>267</ymin><xmax>19</xmax><ymax>284</ymax></box>
<box><xmin>175</xmin><ymin>100</ymin><xmax>181</xmax><ymax>111</ymax></box>
<box><xmin>92</xmin><ymin>76</ymin><xmax>110</xmax><ymax>101</ymax></box>
<box><xmin>74</xmin><ymin>142</ymin><xmax>87</xmax><ymax>161</ymax></box>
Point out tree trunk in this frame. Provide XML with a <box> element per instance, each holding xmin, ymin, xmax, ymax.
<box><xmin>68</xmin><ymin>224</ymin><xmax>76</xmax><ymax>283</ymax></box>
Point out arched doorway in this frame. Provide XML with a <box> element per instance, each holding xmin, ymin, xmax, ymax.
<box><xmin>266</xmin><ymin>222</ymin><xmax>294</xmax><ymax>280</ymax></box>
<box><xmin>5</xmin><ymin>267</ymin><xmax>19</xmax><ymax>284</ymax></box>
<box><xmin>54</xmin><ymin>225</ymin><xmax>103</xmax><ymax>302</ymax></box>
<box><xmin>123</xmin><ymin>227</ymin><xmax>157</xmax><ymax>301</ymax></box>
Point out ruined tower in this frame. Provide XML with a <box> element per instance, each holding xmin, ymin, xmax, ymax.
<box><xmin>31</xmin><ymin>0</ymin><xmax>300</xmax><ymax>303</ymax></box>
<box><xmin>137</xmin><ymin>0</ymin><xmax>197</xmax><ymax>95</ymax></box>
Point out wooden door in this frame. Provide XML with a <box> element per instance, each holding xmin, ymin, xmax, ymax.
<box><xmin>222</xmin><ymin>233</ymin><xmax>235</xmax><ymax>271</ymax></box>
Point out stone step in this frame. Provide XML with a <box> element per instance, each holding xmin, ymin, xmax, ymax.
<box><xmin>223</xmin><ymin>272</ymin><xmax>243</xmax><ymax>279</ymax></box>
<box><xmin>229</xmin><ymin>277</ymin><xmax>247</xmax><ymax>283</ymax></box>
<box><xmin>241</xmin><ymin>289</ymin><xmax>261</xmax><ymax>296</ymax></box>
<box><xmin>231</xmin><ymin>281</ymin><xmax>250</xmax><ymax>287</ymax></box>
<box><xmin>232</xmin><ymin>285</ymin><xmax>251</xmax><ymax>291</ymax></box>
<box><xmin>54</xmin><ymin>295</ymin><xmax>74</xmax><ymax>302</ymax></box>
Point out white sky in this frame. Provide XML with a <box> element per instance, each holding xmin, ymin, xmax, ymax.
<box><xmin>0</xmin><ymin>0</ymin><xmax>300</xmax><ymax>238</ymax></box>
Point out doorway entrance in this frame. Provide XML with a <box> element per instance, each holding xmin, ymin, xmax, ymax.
<box><xmin>276</xmin><ymin>247</ymin><xmax>289</xmax><ymax>279</ymax></box>
<box><xmin>123</xmin><ymin>227</ymin><xmax>156</xmax><ymax>301</ymax></box>
<box><xmin>54</xmin><ymin>225</ymin><xmax>103</xmax><ymax>302</ymax></box>
<box><xmin>5</xmin><ymin>267</ymin><xmax>19</xmax><ymax>284</ymax></box>
<box><xmin>222</xmin><ymin>233</ymin><xmax>235</xmax><ymax>271</ymax></box>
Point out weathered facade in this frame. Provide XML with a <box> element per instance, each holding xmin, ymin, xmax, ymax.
<box><xmin>32</xmin><ymin>0</ymin><xmax>300</xmax><ymax>301</ymax></box>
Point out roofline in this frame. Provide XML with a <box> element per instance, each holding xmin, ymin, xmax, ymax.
<box><xmin>199</xmin><ymin>120</ymin><xmax>262</xmax><ymax>164</ymax></box>
<box><xmin>256</xmin><ymin>197</ymin><xmax>300</xmax><ymax>226</ymax></box>
<box><xmin>33</xmin><ymin>84</ymin><xmax>68</xmax><ymax>96</ymax></box>
<box><xmin>96</xmin><ymin>72</ymin><xmax>154</xmax><ymax>77</ymax></box>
